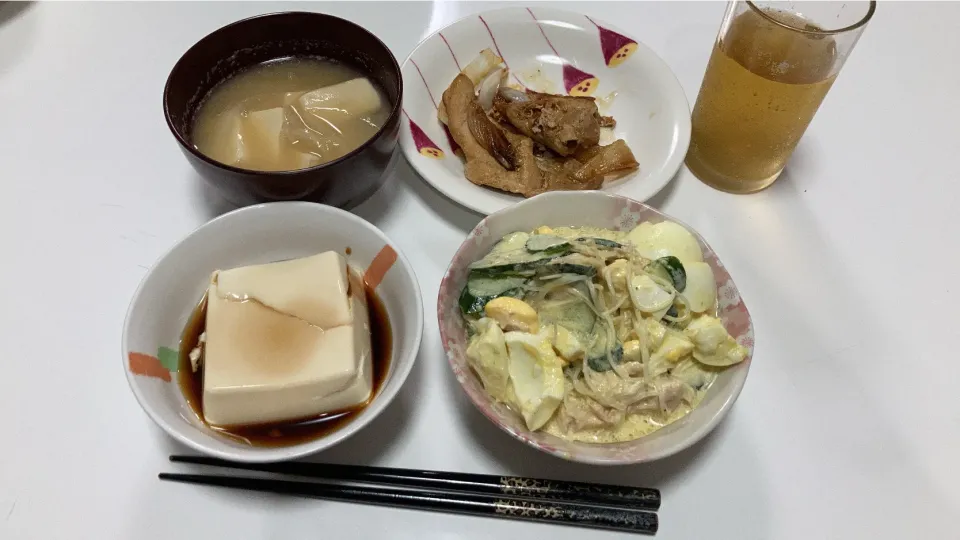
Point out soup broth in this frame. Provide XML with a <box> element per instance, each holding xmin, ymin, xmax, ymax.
<box><xmin>192</xmin><ymin>57</ymin><xmax>389</xmax><ymax>172</ymax></box>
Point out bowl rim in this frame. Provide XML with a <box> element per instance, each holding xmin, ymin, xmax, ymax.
<box><xmin>437</xmin><ymin>190</ymin><xmax>753</xmax><ymax>465</ymax></box>
<box><xmin>162</xmin><ymin>11</ymin><xmax>403</xmax><ymax>178</ymax></box>
<box><xmin>122</xmin><ymin>201</ymin><xmax>424</xmax><ymax>462</ymax></box>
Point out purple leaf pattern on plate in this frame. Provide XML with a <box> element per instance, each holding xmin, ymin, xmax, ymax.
<box><xmin>586</xmin><ymin>15</ymin><xmax>638</xmax><ymax>67</ymax></box>
<box><xmin>403</xmin><ymin>110</ymin><xmax>444</xmax><ymax>160</ymax></box>
<box><xmin>527</xmin><ymin>8</ymin><xmax>599</xmax><ymax>96</ymax></box>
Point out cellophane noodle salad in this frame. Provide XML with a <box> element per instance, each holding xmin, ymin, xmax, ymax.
<box><xmin>460</xmin><ymin>223</ymin><xmax>748</xmax><ymax>443</ymax></box>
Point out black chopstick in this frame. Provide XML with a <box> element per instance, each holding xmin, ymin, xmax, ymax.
<box><xmin>159</xmin><ymin>472</ymin><xmax>658</xmax><ymax>534</ymax></box>
<box><xmin>169</xmin><ymin>455</ymin><xmax>661</xmax><ymax>510</ymax></box>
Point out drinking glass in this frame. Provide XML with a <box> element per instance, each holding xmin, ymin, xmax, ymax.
<box><xmin>685</xmin><ymin>1</ymin><xmax>875</xmax><ymax>193</ymax></box>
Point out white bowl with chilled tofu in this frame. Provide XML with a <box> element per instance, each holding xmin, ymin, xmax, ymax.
<box><xmin>123</xmin><ymin>202</ymin><xmax>422</xmax><ymax>462</ymax></box>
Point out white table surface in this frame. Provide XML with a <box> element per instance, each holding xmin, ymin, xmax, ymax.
<box><xmin>1</xmin><ymin>1</ymin><xmax>957</xmax><ymax>538</ymax></box>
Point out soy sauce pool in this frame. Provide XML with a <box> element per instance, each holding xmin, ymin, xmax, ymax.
<box><xmin>177</xmin><ymin>269</ymin><xmax>392</xmax><ymax>447</ymax></box>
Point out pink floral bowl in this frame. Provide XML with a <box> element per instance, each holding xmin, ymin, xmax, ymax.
<box><xmin>438</xmin><ymin>191</ymin><xmax>755</xmax><ymax>465</ymax></box>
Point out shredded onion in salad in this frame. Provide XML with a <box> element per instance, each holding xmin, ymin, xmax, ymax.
<box><xmin>461</xmin><ymin>223</ymin><xmax>744</xmax><ymax>443</ymax></box>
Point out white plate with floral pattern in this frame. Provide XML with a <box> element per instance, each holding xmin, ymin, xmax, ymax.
<box><xmin>400</xmin><ymin>7</ymin><xmax>691</xmax><ymax>215</ymax></box>
<box><xmin>438</xmin><ymin>192</ymin><xmax>754</xmax><ymax>465</ymax></box>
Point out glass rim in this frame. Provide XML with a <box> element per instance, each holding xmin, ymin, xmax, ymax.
<box><xmin>745</xmin><ymin>1</ymin><xmax>876</xmax><ymax>36</ymax></box>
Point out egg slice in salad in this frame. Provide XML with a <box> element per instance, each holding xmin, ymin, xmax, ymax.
<box><xmin>459</xmin><ymin>224</ymin><xmax>750</xmax><ymax>443</ymax></box>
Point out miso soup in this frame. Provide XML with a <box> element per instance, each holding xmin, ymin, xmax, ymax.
<box><xmin>192</xmin><ymin>57</ymin><xmax>389</xmax><ymax>172</ymax></box>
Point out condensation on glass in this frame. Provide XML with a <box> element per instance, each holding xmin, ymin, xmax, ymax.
<box><xmin>686</xmin><ymin>1</ymin><xmax>875</xmax><ymax>193</ymax></box>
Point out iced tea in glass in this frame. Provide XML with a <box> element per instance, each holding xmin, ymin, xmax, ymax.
<box><xmin>686</xmin><ymin>1</ymin><xmax>875</xmax><ymax>193</ymax></box>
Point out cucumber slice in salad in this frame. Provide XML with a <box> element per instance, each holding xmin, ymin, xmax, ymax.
<box><xmin>648</xmin><ymin>256</ymin><xmax>686</xmax><ymax>292</ymax></box>
<box><xmin>459</xmin><ymin>276</ymin><xmax>528</xmax><ymax>314</ymax></box>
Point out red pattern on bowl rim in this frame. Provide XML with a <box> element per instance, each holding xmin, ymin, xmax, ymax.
<box><xmin>438</xmin><ymin>191</ymin><xmax>755</xmax><ymax>464</ymax></box>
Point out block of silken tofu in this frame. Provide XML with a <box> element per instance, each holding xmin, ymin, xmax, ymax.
<box><xmin>297</xmin><ymin>78</ymin><xmax>383</xmax><ymax>126</ymax></box>
<box><xmin>205</xmin><ymin>107</ymin><xmax>245</xmax><ymax>165</ymax></box>
<box><xmin>242</xmin><ymin>107</ymin><xmax>286</xmax><ymax>165</ymax></box>
<box><xmin>201</xmin><ymin>251</ymin><xmax>373</xmax><ymax>427</ymax></box>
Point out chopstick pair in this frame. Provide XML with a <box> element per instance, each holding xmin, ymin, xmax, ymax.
<box><xmin>161</xmin><ymin>455</ymin><xmax>660</xmax><ymax>535</ymax></box>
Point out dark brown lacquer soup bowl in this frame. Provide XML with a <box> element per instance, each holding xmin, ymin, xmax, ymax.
<box><xmin>163</xmin><ymin>12</ymin><xmax>402</xmax><ymax>208</ymax></box>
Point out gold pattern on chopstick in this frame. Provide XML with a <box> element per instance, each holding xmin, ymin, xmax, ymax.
<box><xmin>493</xmin><ymin>500</ymin><xmax>563</xmax><ymax>518</ymax></box>
<box><xmin>499</xmin><ymin>476</ymin><xmax>550</xmax><ymax>494</ymax></box>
